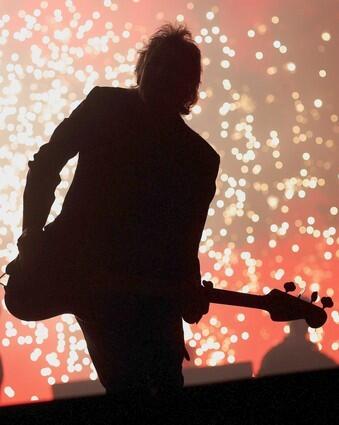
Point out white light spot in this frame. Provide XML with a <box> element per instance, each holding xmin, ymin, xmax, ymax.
<box><xmin>4</xmin><ymin>386</ymin><xmax>15</xmax><ymax>398</ymax></box>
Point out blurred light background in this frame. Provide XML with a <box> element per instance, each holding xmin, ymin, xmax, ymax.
<box><xmin>0</xmin><ymin>0</ymin><xmax>337</xmax><ymax>406</ymax></box>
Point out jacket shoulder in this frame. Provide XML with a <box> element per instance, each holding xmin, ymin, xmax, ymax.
<box><xmin>89</xmin><ymin>86</ymin><xmax>137</xmax><ymax>114</ymax></box>
<box><xmin>90</xmin><ymin>86</ymin><xmax>131</xmax><ymax>99</ymax></box>
<box><xmin>184</xmin><ymin>124</ymin><xmax>220</xmax><ymax>168</ymax></box>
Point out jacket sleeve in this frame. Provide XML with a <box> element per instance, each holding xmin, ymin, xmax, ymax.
<box><xmin>22</xmin><ymin>86</ymin><xmax>100</xmax><ymax>231</ymax></box>
<box><xmin>190</xmin><ymin>153</ymin><xmax>220</xmax><ymax>283</ymax></box>
<box><xmin>180</xmin><ymin>152</ymin><xmax>219</xmax><ymax>324</ymax></box>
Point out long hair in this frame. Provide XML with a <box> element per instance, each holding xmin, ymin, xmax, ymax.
<box><xmin>135</xmin><ymin>23</ymin><xmax>201</xmax><ymax>115</ymax></box>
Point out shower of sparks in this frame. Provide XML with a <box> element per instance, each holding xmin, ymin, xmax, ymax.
<box><xmin>0</xmin><ymin>0</ymin><xmax>337</xmax><ymax>405</ymax></box>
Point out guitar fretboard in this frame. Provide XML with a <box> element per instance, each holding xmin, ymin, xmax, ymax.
<box><xmin>205</xmin><ymin>286</ymin><xmax>267</xmax><ymax>311</ymax></box>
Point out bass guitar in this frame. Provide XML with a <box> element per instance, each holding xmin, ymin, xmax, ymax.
<box><xmin>0</xmin><ymin>261</ymin><xmax>333</xmax><ymax>328</ymax></box>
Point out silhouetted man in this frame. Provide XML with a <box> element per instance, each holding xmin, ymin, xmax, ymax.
<box><xmin>0</xmin><ymin>308</ymin><xmax>3</xmax><ymax>398</ymax></box>
<box><xmin>5</xmin><ymin>24</ymin><xmax>219</xmax><ymax>401</ymax></box>
<box><xmin>258</xmin><ymin>320</ymin><xmax>337</xmax><ymax>377</ymax></box>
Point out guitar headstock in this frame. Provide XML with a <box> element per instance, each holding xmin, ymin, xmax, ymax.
<box><xmin>264</xmin><ymin>282</ymin><xmax>333</xmax><ymax>328</ymax></box>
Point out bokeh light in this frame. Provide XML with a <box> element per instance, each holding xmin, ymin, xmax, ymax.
<box><xmin>0</xmin><ymin>0</ymin><xmax>338</xmax><ymax>407</ymax></box>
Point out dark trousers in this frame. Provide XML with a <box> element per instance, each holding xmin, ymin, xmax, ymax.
<box><xmin>77</xmin><ymin>292</ymin><xmax>186</xmax><ymax>400</ymax></box>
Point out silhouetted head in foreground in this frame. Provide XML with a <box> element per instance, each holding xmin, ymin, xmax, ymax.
<box><xmin>135</xmin><ymin>23</ymin><xmax>201</xmax><ymax>115</ymax></box>
<box><xmin>288</xmin><ymin>319</ymin><xmax>309</xmax><ymax>341</ymax></box>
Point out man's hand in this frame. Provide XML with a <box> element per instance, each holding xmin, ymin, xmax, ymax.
<box><xmin>6</xmin><ymin>228</ymin><xmax>43</xmax><ymax>275</ymax></box>
<box><xmin>181</xmin><ymin>279</ymin><xmax>213</xmax><ymax>324</ymax></box>
<box><xmin>16</xmin><ymin>228</ymin><xmax>45</xmax><ymax>271</ymax></box>
<box><xmin>5</xmin><ymin>228</ymin><xmax>43</xmax><ymax>275</ymax></box>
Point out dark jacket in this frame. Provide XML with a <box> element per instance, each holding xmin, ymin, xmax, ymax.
<box><xmin>23</xmin><ymin>86</ymin><xmax>219</xmax><ymax>286</ymax></box>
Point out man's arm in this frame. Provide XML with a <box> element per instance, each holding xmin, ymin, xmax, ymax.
<box><xmin>186</xmin><ymin>151</ymin><xmax>220</xmax><ymax>283</ymax></box>
<box><xmin>22</xmin><ymin>86</ymin><xmax>99</xmax><ymax>231</ymax></box>
<box><xmin>181</xmin><ymin>152</ymin><xmax>220</xmax><ymax>324</ymax></box>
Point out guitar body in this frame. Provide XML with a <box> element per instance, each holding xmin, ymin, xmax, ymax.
<box><xmin>4</xmin><ymin>259</ymin><xmax>75</xmax><ymax>321</ymax></box>
<box><xmin>3</xmin><ymin>225</ymin><xmax>96</xmax><ymax>321</ymax></box>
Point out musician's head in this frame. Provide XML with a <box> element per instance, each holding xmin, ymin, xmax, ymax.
<box><xmin>135</xmin><ymin>23</ymin><xmax>201</xmax><ymax>115</ymax></box>
<box><xmin>288</xmin><ymin>319</ymin><xmax>309</xmax><ymax>339</ymax></box>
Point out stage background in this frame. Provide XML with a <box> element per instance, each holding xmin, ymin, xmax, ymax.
<box><xmin>0</xmin><ymin>0</ymin><xmax>338</xmax><ymax>406</ymax></box>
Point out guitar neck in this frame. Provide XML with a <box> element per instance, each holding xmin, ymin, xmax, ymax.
<box><xmin>206</xmin><ymin>287</ymin><xmax>268</xmax><ymax>312</ymax></box>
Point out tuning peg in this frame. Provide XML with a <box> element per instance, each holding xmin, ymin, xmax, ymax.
<box><xmin>284</xmin><ymin>281</ymin><xmax>296</xmax><ymax>293</ymax></box>
<box><xmin>321</xmin><ymin>296</ymin><xmax>334</xmax><ymax>310</ymax></box>
<box><xmin>311</xmin><ymin>291</ymin><xmax>318</xmax><ymax>303</ymax></box>
<box><xmin>202</xmin><ymin>280</ymin><xmax>213</xmax><ymax>290</ymax></box>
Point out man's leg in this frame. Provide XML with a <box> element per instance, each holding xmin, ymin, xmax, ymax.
<box><xmin>78</xmin><ymin>293</ymin><xmax>186</xmax><ymax>400</ymax></box>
